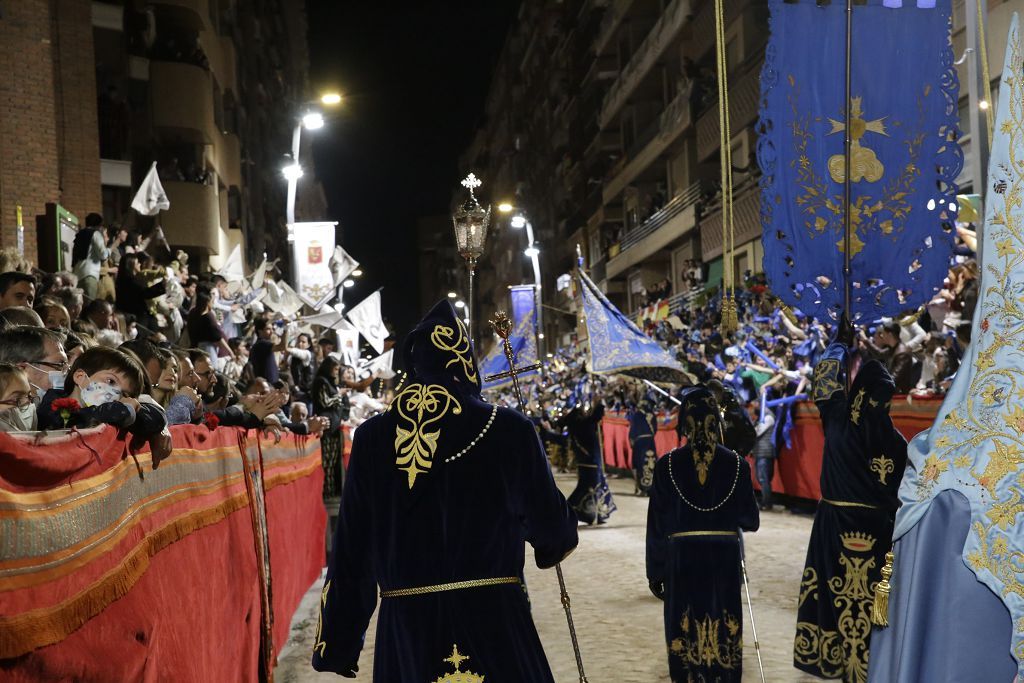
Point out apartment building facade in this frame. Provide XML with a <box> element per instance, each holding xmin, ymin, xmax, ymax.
<box><xmin>0</xmin><ymin>0</ymin><xmax>324</xmax><ymax>274</ymax></box>
<box><xmin>459</xmin><ymin>0</ymin><xmax>1014</xmax><ymax>346</ymax></box>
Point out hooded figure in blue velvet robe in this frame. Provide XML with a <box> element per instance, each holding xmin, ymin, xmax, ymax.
<box><xmin>628</xmin><ymin>399</ymin><xmax>658</xmax><ymax>496</ymax></box>
<box><xmin>311</xmin><ymin>300</ymin><xmax>579</xmax><ymax>681</ymax></box>
<box><xmin>562</xmin><ymin>389</ymin><xmax>616</xmax><ymax>525</ymax></box>
<box><xmin>794</xmin><ymin>343</ymin><xmax>907</xmax><ymax>683</ymax></box>
<box><xmin>647</xmin><ymin>386</ymin><xmax>760</xmax><ymax>683</ymax></box>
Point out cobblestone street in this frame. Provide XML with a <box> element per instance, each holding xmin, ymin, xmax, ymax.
<box><xmin>276</xmin><ymin>473</ymin><xmax>823</xmax><ymax>682</ymax></box>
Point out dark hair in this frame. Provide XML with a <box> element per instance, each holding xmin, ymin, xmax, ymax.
<box><xmin>69</xmin><ymin>346</ymin><xmax>147</xmax><ymax>398</ymax></box>
<box><xmin>190</xmin><ymin>289</ymin><xmax>212</xmax><ymax>320</ymax></box>
<box><xmin>119</xmin><ymin>338</ymin><xmax>165</xmax><ymax>368</ymax></box>
<box><xmin>316</xmin><ymin>355</ymin><xmax>340</xmax><ymax>380</ymax></box>
<box><xmin>254</xmin><ymin>317</ymin><xmax>271</xmax><ymax>335</ymax></box>
<box><xmin>85</xmin><ymin>213</ymin><xmax>104</xmax><ymax>228</ymax></box>
<box><xmin>318</xmin><ymin>335</ymin><xmax>335</xmax><ymax>347</ymax></box>
<box><xmin>116</xmin><ymin>254</ymin><xmax>140</xmax><ymax>289</ymax></box>
<box><xmin>881</xmin><ymin>321</ymin><xmax>902</xmax><ymax>338</ymax></box>
<box><xmin>64</xmin><ymin>331</ymin><xmax>87</xmax><ymax>354</ymax></box>
<box><xmin>0</xmin><ymin>272</ymin><xmax>36</xmax><ymax>296</ymax></box>
<box><xmin>81</xmin><ymin>298</ymin><xmax>112</xmax><ymax>320</ymax></box>
<box><xmin>0</xmin><ymin>326</ymin><xmax>65</xmax><ymax>364</ymax></box>
<box><xmin>71</xmin><ymin>319</ymin><xmax>99</xmax><ymax>337</ymax></box>
<box><xmin>188</xmin><ymin>347</ymin><xmax>212</xmax><ymax>366</ymax></box>
<box><xmin>228</xmin><ymin>337</ymin><xmax>247</xmax><ymax>352</ymax></box>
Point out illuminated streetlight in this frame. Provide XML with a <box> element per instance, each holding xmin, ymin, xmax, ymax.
<box><xmin>510</xmin><ymin>215</ymin><xmax>527</xmax><ymax>229</ymax></box>
<box><xmin>524</xmin><ymin>245</ymin><xmax>540</xmax><ymax>258</ymax></box>
<box><xmin>302</xmin><ymin>112</ymin><xmax>325</xmax><ymax>130</ymax></box>
<box><xmin>321</xmin><ymin>92</ymin><xmax>343</xmax><ymax>106</ymax></box>
<box><xmin>447</xmin><ymin>291</ymin><xmax>457</xmax><ymax>298</ymax></box>
<box><xmin>282</xmin><ymin>163</ymin><xmax>304</xmax><ymax>181</ymax></box>
<box><xmin>343</xmin><ymin>279</ymin><xmax>355</xmax><ymax>288</ymax></box>
<box><xmin>498</xmin><ymin>202</ymin><xmax>514</xmax><ymax>213</ymax></box>
<box><xmin>454</xmin><ymin>300</ymin><xmax>466</xmax><ymax>309</ymax></box>
<box><xmin>352</xmin><ymin>269</ymin><xmax>363</xmax><ymax>277</ymax></box>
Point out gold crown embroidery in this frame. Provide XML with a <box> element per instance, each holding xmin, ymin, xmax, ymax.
<box><xmin>840</xmin><ymin>531</ymin><xmax>877</xmax><ymax>553</ymax></box>
<box><xmin>432</xmin><ymin>644</ymin><xmax>484</xmax><ymax>683</ymax></box>
<box><xmin>430</xmin><ymin>320</ymin><xmax>478</xmax><ymax>384</ymax></box>
<box><xmin>394</xmin><ymin>383</ymin><xmax>462</xmax><ymax>488</ymax></box>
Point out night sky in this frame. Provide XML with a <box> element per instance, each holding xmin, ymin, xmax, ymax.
<box><xmin>306</xmin><ymin>1</ymin><xmax>520</xmax><ymax>340</ymax></box>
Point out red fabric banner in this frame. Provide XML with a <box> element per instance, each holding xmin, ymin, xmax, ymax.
<box><xmin>602</xmin><ymin>396</ymin><xmax>941</xmax><ymax>500</ymax></box>
<box><xmin>0</xmin><ymin>425</ymin><xmax>325</xmax><ymax>680</ymax></box>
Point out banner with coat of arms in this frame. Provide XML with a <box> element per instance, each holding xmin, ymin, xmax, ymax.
<box><xmin>290</xmin><ymin>221</ymin><xmax>337</xmax><ymax>306</ymax></box>
<box><xmin>757</xmin><ymin>0</ymin><xmax>962</xmax><ymax>323</ymax></box>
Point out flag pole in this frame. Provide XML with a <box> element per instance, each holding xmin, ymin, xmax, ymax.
<box><xmin>842</xmin><ymin>0</ymin><xmax>854</xmax><ymax>317</ymax></box>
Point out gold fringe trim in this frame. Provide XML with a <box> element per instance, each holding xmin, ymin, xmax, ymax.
<box><xmin>871</xmin><ymin>550</ymin><xmax>895</xmax><ymax>628</ymax></box>
<box><xmin>0</xmin><ymin>459</ymin><xmax>318</xmax><ymax>659</ymax></box>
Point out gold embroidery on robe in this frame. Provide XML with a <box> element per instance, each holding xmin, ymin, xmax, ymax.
<box><xmin>670</xmin><ymin>608</ymin><xmax>742</xmax><ymax>672</ymax></box>
<box><xmin>393</xmin><ymin>383</ymin><xmax>462</xmax><ymax>488</ymax></box>
<box><xmin>870</xmin><ymin>454</ymin><xmax>895</xmax><ymax>485</ymax></box>
<box><xmin>794</xmin><ymin>532</ymin><xmax>878</xmax><ymax>683</ymax></box>
<box><xmin>812</xmin><ymin>359</ymin><xmax>844</xmax><ymax>402</ymax></box>
<box><xmin>312</xmin><ymin>579</ymin><xmax>330</xmax><ymax>657</ymax></box>
<box><xmin>640</xmin><ymin>449</ymin><xmax>656</xmax><ymax>490</ymax></box>
<box><xmin>433</xmin><ymin>643</ymin><xmax>484</xmax><ymax>683</ymax></box>
<box><xmin>850</xmin><ymin>389</ymin><xmax>865</xmax><ymax>425</ymax></box>
<box><xmin>430</xmin><ymin>319</ymin><xmax>478</xmax><ymax>384</ymax></box>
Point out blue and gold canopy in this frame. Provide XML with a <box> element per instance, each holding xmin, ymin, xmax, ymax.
<box><xmin>579</xmin><ymin>271</ymin><xmax>692</xmax><ymax>386</ymax></box>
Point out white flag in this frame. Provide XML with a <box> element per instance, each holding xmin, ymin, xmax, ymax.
<box><xmin>337</xmin><ymin>328</ymin><xmax>362</xmax><ymax>367</ymax></box>
<box><xmin>261</xmin><ymin>280</ymin><xmax>304</xmax><ymax>318</ymax></box>
<box><xmin>330</xmin><ymin>246</ymin><xmax>360</xmax><ymax>286</ymax></box>
<box><xmin>299</xmin><ymin>304</ymin><xmax>354</xmax><ymax>330</ymax></box>
<box><xmin>131</xmin><ymin>162</ymin><xmax>170</xmax><ymax>216</ymax></box>
<box><xmin>361</xmin><ymin>349</ymin><xmax>395</xmax><ymax>379</ymax></box>
<box><xmin>346</xmin><ymin>290</ymin><xmax>387</xmax><ymax>354</ymax></box>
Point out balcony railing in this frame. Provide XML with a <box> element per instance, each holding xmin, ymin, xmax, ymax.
<box><xmin>594</xmin><ymin>0</ymin><xmax>635</xmax><ymax>55</ymax></box>
<box><xmin>599</xmin><ymin>0</ymin><xmax>694</xmax><ymax>129</ymax></box>
<box><xmin>162</xmin><ymin>181</ymin><xmax>222</xmax><ymax>253</ymax></box>
<box><xmin>695</xmin><ymin>60</ymin><xmax>762</xmax><ymax>161</ymax></box>
<box><xmin>699</xmin><ymin>182</ymin><xmax>761</xmax><ymax>260</ymax></box>
<box><xmin>150</xmin><ymin>61</ymin><xmax>215</xmax><ymax>145</ymax></box>
<box><xmin>620</xmin><ymin>181</ymin><xmax>703</xmax><ymax>253</ymax></box>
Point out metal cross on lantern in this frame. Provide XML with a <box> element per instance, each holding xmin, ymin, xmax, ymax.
<box><xmin>451</xmin><ymin>173</ymin><xmax>491</xmax><ymax>344</ymax></box>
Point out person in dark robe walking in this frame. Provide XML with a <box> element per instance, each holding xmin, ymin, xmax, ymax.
<box><xmin>793</xmin><ymin>342</ymin><xmax>908</xmax><ymax>683</ymax></box>
<box><xmin>562</xmin><ymin>383</ymin><xmax>616</xmax><ymax>525</ymax></box>
<box><xmin>647</xmin><ymin>386</ymin><xmax>759</xmax><ymax>683</ymax></box>
<box><xmin>312</xmin><ymin>300</ymin><xmax>578</xmax><ymax>681</ymax></box>
<box><xmin>628</xmin><ymin>398</ymin><xmax>658</xmax><ymax>496</ymax></box>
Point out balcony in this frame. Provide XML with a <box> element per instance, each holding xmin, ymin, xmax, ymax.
<box><xmin>695</xmin><ymin>61</ymin><xmax>762</xmax><ymax>161</ymax></box>
<box><xmin>594</xmin><ymin>0</ymin><xmax>636</xmax><ymax>55</ymax></box>
<box><xmin>699</xmin><ymin>182</ymin><xmax>761</xmax><ymax>260</ymax></box>
<box><xmin>604</xmin><ymin>88</ymin><xmax>693</xmax><ymax>202</ymax></box>
<box><xmin>150</xmin><ymin>61</ymin><xmax>215</xmax><ymax>145</ymax></box>
<box><xmin>203</xmin><ymin>34</ymin><xmax>237</xmax><ymax>95</ymax></box>
<box><xmin>162</xmin><ymin>181</ymin><xmax>222</xmax><ymax>253</ymax></box>
<box><xmin>606</xmin><ymin>182</ymin><xmax>703</xmax><ymax>280</ymax></box>
<box><xmin>599</xmin><ymin>0</ymin><xmax>694</xmax><ymax>129</ymax></box>
<box><xmin>150</xmin><ymin>0</ymin><xmax>210</xmax><ymax>33</ymax></box>
<box><xmin>689</xmin><ymin>0</ymin><xmax>755</xmax><ymax>60</ymax></box>
<box><xmin>205</xmin><ymin>130</ymin><xmax>242</xmax><ymax>188</ymax></box>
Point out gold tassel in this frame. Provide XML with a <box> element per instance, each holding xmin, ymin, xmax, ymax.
<box><xmin>871</xmin><ymin>550</ymin><xmax>895</xmax><ymax>627</ymax></box>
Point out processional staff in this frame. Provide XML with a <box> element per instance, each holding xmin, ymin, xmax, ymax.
<box><xmin>484</xmin><ymin>311</ymin><xmax>588</xmax><ymax>683</ymax></box>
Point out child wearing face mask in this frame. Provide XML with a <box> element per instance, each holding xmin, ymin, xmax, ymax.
<box><xmin>36</xmin><ymin>347</ymin><xmax>168</xmax><ymax>436</ymax></box>
<box><xmin>0</xmin><ymin>364</ymin><xmax>36</xmax><ymax>432</ymax></box>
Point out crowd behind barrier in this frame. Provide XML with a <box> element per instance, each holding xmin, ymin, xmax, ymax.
<box><xmin>0</xmin><ymin>424</ymin><xmax>324</xmax><ymax>679</ymax></box>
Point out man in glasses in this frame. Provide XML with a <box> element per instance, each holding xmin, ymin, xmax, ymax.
<box><xmin>0</xmin><ymin>326</ymin><xmax>69</xmax><ymax>430</ymax></box>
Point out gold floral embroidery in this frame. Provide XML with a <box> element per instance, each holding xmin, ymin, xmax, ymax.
<box><xmin>430</xmin><ymin>320</ymin><xmax>478</xmax><ymax>384</ymax></box>
<box><xmin>640</xmin><ymin>449</ymin><xmax>656</xmax><ymax>490</ymax></box>
<box><xmin>850</xmin><ymin>389</ymin><xmax>865</xmax><ymax>425</ymax></box>
<box><xmin>794</xmin><ymin>533</ymin><xmax>877</xmax><ymax>683</ymax></box>
<box><xmin>394</xmin><ymin>383</ymin><xmax>462</xmax><ymax>488</ymax></box>
<box><xmin>686</xmin><ymin>414</ymin><xmax>720</xmax><ymax>486</ymax></box>
<box><xmin>670</xmin><ymin>607</ymin><xmax>742</xmax><ymax>671</ymax></box>
<box><xmin>312</xmin><ymin>579</ymin><xmax>330</xmax><ymax>658</ymax></box>
<box><xmin>870</xmin><ymin>454</ymin><xmax>894</xmax><ymax>485</ymax></box>
<box><xmin>433</xmin><ymin>643</ymin><xmax>484</xmax><ymax>683</ymax></box>
<box><xmin>812</xmin><ymin>359</ymin><xmax>844</xmax><ymax>403</ymax></box>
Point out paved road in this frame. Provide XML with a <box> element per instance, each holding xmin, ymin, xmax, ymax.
<box><xmin>276</xmin><ymin>473</ymin><xmax>823</xmax><ymax>682</ymax></box>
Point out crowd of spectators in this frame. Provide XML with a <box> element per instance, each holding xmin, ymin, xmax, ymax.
<box><xmin>0</xmin><ymin>214</ymin><xmax>393</xmax><ymax>495</ymax></box>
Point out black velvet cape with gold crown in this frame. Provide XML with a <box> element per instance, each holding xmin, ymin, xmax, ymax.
<box><xmin>646</xmin><ymin>387</ymin><xmax>759</xmax><ymax>683</ymax></box>
<box><xmin>794</xmin><ymin>343</ymin><xmax>908</xmax><ymax>683</ymax></box>
<box><xmin>311</xmin><ymin>300</ymin><xmax>578</xmax><ymax>682</ymax></box>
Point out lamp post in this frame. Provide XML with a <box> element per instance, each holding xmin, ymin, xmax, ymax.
<box><xmin>284</xmin><ymin>93</ymin><xmax>342</xmax><ymax>236</ymax></box>
<box><xmin>451</xmin><ymin>173</ymin><xmax>491</xmax><ymax>343</ymax></box>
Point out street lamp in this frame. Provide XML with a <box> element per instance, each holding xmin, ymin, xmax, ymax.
<box><xmin>510</xmin><ymin>215</ymin><xmax>527</xmax><ymax>229</ymax></box>
<box><xmin>282</xmin><ymin>162</ymin><xmax>304</xmax><ymax>181</ymax></box>
<box><xmin>497</xmin><ymin>202</ymin><xmax>514</xmax><ymax>213</ymax></box>
<box><xmin>286</xmin><ymin>95</ymin><xmax>343</xmax><ymax>229</ymax></box>
<box><xmin>451</xmin><ymin>173</ymin><xmax>491</xmax><ymax>343</ymax></box>
<box><xmin>501</xmin><ymin>204</ymin><xmax>545</xmax><ymax>357</ymax></box>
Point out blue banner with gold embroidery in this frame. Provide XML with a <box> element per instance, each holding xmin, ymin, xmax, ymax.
<box><xmin>480</xmin><ymin>285</ymin><xmax>539</xmax><ymax>391</ymax></box>
<box><xmin>579</xmin><ymin>271</ymin><xmax>692</xmax><ymax>386</ymax></box>
<box><xmin>757</xmin><ymin>0</ymin><xmax>962</xmax><ymax>323</ymax></box>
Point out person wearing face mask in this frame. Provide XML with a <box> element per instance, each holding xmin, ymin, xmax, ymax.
<box><xmin>36</xmin><ymin>347</ymin><xmax>167</xmax><ymax>438</ymax></box>
<box><xmin>0</xmin><ymin>364</ymin><xmax>37</xmax><ymax>432</ymax></box>
<box><xmin>0</xmin><ymin>326</ymin><xmax>68</xmax><ymax>430</ymax></box>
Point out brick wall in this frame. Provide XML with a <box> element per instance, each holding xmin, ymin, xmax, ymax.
<box><xmin>0</xmin><ymin>1</ymin><xmax>101</xmax><ymax>265</ymax></box>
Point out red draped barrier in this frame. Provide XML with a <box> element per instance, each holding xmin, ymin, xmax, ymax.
<box><xmin>602</xmin><ymin>396</ymin><xmax>942</xmax><ymax>500</ymax></box>
<box><xmin>0</xmin><ymin>424</ymin><xmax>325</xmax><ymax>680</ymax></box>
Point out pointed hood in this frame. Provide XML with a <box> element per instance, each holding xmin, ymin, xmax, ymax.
<box><xmin>401</xmin><ymin>300</ymin><xmax>481</xmax><ymax>398</ymax></box>
<box><xmin>679</xmin><ymin>386</ymin><xmax>723</xmax><ymax>486</ymax></box>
